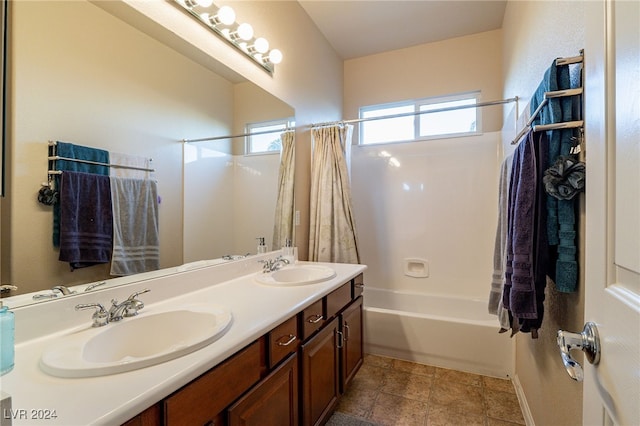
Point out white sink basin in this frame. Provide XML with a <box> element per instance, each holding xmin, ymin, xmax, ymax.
<box><xmin>40</xmin><ymin>304</ymin><xmax>232</xmax><ymax>378</ymax></box>
<box><xmin>255</xmin><ymin>265</ymin><xmax>336</xmax><ymax>286</ymax></box>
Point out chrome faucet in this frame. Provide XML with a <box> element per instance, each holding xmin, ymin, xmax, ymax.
<box><xmin>33</xmin><ymin>285</ymin><xmax>76</xmax><ymax>300</ymax></box>
<box><xmin>52</xmin><ymin>285</ymin><xmax>76</xmax><ymax>296</ymax></box>
<box><xmin>260</xmin><ymin>256</ymin><xmax>290</xmax><ymax>273</ymax></box>
<box><xmin>108</xmin><ymin>289</ymin><xmax>151</xmax><ymax>322</ymax></box>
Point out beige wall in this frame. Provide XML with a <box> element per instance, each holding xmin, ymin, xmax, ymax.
<box><xmin>501</xmin><ymin>2</ymin><xmax>586</xmax><ymax>425</ymax></box>
<box><xmin>344</xmin><ymin>29</ymin><xmax>504</xmax><ymax>136</ymax></box>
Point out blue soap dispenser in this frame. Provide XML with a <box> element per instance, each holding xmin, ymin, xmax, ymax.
<box><xmin>0</xmin><ymin>299</ymin><xmax>15</xmax><ymax>375</ymax></box>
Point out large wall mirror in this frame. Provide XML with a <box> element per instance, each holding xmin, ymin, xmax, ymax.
<box><xmin>0</xmin><ymin>1</ymin><xmax>294</xmax><ymax>306</ymax></box>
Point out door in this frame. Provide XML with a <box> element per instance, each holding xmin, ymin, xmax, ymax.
<box><xmin>582</xmin><ymin>1</ymin><xmax>640</xmax><ymax>424</ymax></box>
<box><xmin>340</xmin><ymin>297</ymin><xmax>363</xmax><ymax>393</ymax></box>
<box><xmin>300</xmin><ymin>317</ymin><xmax>340</xmax><ymax>426</ymax></box>
<box><xmin>228</xmin><ymin>353</ymin><xmax>298</xmax><ymax>426</ymax></box>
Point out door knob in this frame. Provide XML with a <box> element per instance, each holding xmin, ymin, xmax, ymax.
<box><xmin>557</xmin><ymin>322</ymin><xmax>600</xmax><ymax>382</ymax></box>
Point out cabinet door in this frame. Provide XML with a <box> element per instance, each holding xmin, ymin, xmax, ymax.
<box><xmin>228</xmin><ymin>353</ymin><xmax>298</xmax><ymax>426</ymax></box>
<box><xmin>163</xmin><ymin>340</ymin><xmax>263</xmax><ymax>425</ymax></box>
<box><xmin>340</xmin><ymin>297</ymin><xmax>363</xmax><ymax>393</ymax></box>
<box><xmin>300</xmin><ymin>317</ymin><xmax>340</xmax><ymax>426</ymax></box>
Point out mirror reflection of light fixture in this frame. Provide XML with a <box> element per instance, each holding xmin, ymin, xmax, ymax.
<box><xmin>173</xmin><ymin>0</ymin><xmax>282</xmax><ymax>74</ymax></box>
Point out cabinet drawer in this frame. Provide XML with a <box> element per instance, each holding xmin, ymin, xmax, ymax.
<box><xmin>268</xmin><ymin>316</ymin><xmax>299</xmax><ymax>368</ymax></box>
<box><xmin>326</xmin><ymin>282</ymin><xmax>352</xmax><ymax>320</ymax></box>
<box><xmin>301</xmin><ymin>299</ymin><xmax>325</xmax><ymax>340</ymax></box>
<box><xmin>164</xmin><ymin>340</ymin><xmax>263</xmax><ymax>425</ymax></box>
<box><xmin>353</xmin><ymin>273</ymin><xmax>364</xmax><ymax>298</ymax></box>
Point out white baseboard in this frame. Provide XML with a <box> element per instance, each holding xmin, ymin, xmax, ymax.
<box><xmin>512</xmin><ymin>374</ymin><xmax>535</xmax><ymax>426</ymax></box>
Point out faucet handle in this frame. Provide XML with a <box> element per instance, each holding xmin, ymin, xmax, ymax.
<box><xmin>127</xmin><ymin>288</ymin><xmax>151</xmax><ymax>301</ymax></box>
<box><xmin>123</xmin><ymin>288</ymin><xmax>150</xmax><ymax>317</ymax></box>
<box><xmin>124</xmin><ymin>300</ymin><xmax>145</xmax><ymax>318</ymax></box>
<box><xmin>52</xmin><ymin>285</ymin><xmax>76</xmax><ymax>296</ymax></box>
<box><xmin>76</xmin><ymin>303</ymin><xmax>109</xmax><ymax>327</ymax></box>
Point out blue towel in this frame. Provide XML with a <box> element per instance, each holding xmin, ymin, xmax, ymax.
<box><xmin>58</xmin><ymin>171</ymin><xmax>113</xmax><ymax>270</ymax></box>
<box><xmin>53</xmin><ymin>142</ymin><xmax>110</xmax><ymax>247</ymax></box>
<box><xmin>529</xmin><ymin>61</ymin><xmax>579</xmax><ymax>293</ymax></box>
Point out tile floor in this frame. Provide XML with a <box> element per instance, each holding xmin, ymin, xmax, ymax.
<box><xmin>329</xmin><ymin>354</ymin><xmax>526</xmax><ymax>426</ymax></box>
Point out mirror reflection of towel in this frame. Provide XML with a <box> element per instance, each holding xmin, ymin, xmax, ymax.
<box><xmin>109</xmin><ymin>152</ymin><xmax>153</xmax><ymax>180</ymax></box>
<box><xmin>110</xmin><ymin>177</ymin><xmax>160</xmax><ymax>276</ymax></box>
<box><xmin>53</xmin><ymin>142</ymin><xmax>109</xmax><ymax>247</ymax></box>
<box><xmin>58</xmin><ymin>171</ymin><xmax>113</xmax><ymax>270</ymax></box>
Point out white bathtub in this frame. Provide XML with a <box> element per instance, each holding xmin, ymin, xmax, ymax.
<box><xmin>363</xmin><ymin>288</ymin><xmax>514</xmax><ymax>378</ymax></box>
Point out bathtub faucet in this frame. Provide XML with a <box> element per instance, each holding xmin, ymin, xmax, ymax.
<box><xmin>259</xmin><ymin>256</ymin><xmax>290</xmax><ymax>273</ymax></box>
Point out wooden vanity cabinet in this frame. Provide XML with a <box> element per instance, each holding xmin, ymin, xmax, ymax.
<box><xmin>123</xmin><ymin>274</ymin><xmax>364</xmax><ymax>426</ymax></box>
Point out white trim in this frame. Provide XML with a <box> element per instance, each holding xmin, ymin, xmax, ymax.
<box><xmin>512</xmin><ymin>374</ymin><xmax>536</xmax><ymax>426</ymax></box>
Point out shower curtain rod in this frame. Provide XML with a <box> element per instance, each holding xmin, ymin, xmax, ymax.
<box><xmin>182</xmin><ymin>127</ymin><xmax>294</xmax><ymax>143</ymax></box>
<box><xmin>309</xmin><ymin>97</ymin><xmax>519</xmax><ymax>128</ymax></box>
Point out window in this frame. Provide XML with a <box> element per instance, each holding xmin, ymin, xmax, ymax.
<box><xmin>359</xmin><ymin>92</ymin><xmax>480</xmax><ymax>145</ymax></box>
<box><xmin>245</xmin><ymin>118</ymin><xmax>294</xmax><ymax>154</ymax></box>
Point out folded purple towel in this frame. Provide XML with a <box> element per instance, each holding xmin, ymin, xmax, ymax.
<box><xmin>58</xmin><ymin>171</ymin><xmax>113</xmax><ymax>270</ymax></box>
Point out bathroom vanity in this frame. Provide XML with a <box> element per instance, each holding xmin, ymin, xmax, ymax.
<box><xmin>1</xmin><ymin>257</ymin><xmax>366</xmax><ymax>426</ymax></box>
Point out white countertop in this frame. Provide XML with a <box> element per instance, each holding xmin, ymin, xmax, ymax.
<box><xmin>0</xmin><ymin>258</ymin><xmax>366</xmax><ymax>425</ymax></box>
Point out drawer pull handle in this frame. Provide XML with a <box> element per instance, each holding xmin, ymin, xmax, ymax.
<box><xmin>277</xmin><ymin>334</ymin><xmax>297</xmax><ymax>346</ymax></box>
<box><xmin>307</xmin><ymin>314</ymin><xmax>324</xmax><ymax>324</ymax></box>
<box><xmin>354</xmin><ymin>283</ymin><xmax>364</xmax><ymax>288</ymax></box>
<box><xmin>344</xmin><ymin>323</ymin><xmax>350</xmax><ymax>341</ymax></box>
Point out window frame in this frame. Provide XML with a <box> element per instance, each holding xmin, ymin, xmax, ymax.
<box><xmin>358</xmin><ymin>91</ymin><xmax>482</xmax><ymax>146</ymax></box>
<box><xmin>244</xmin><ymin>117</ymin><xmax>294</xmax><ymax>155</ymax></box>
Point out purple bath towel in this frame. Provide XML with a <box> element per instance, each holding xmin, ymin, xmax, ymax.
<box><xmin>503</xmin><ymin>130</ymin><xmax>551</xmax><ymax>335</ymax></box>
<box><xmin>58</xmin><ymin>171</ymin><xmax>113</xmax><ymax>270</ymax></box>
<box><xmin>503</xmin><ymin>129</ymin><xmax>538</xmax><ymax>320</ymax></box>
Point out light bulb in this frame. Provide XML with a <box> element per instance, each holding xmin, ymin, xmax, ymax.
<box><xmin>201</xmin><ymin>5</ymin><xmax>235</xmax><ymax>27</ymax></box>
<box><xmin>253</xmin><ymin>37</ymin><xmax>269</xmax><ymax>54</ymax></box>
<box><xmin>217</xmin><ymin>6</ymin><xmax>235</xmax><ymax>25</ymax></box>
<box><xmin>237</xmin><ymin>23</ymin><xmax>254</xmax><ymax>41</ymax></box>
<box><xmin>268</xmin><ymin>49</ymin><xmax>283</xmax><ymax>64</ymax></box>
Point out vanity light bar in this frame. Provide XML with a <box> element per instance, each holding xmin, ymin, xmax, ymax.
<box><xmin>173</xmin><ymin>0</ymin><xmax>282</xmax><ymax>74</ymax></box>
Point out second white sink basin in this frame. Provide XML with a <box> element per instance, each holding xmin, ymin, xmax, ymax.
<box><xmin>255</xmin><ymin>265</ymin><xmax>336</xmax><ymax>286</ymax></box>
<box><xmin>40</xmin><ymin>303</ymin><xmax>232</xmax><ymax>378</ymax></box>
